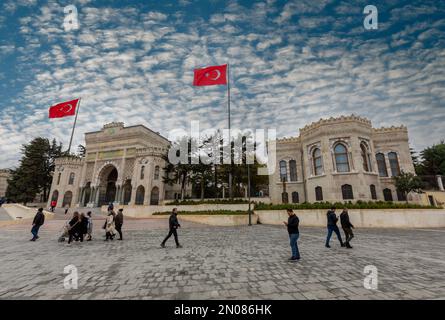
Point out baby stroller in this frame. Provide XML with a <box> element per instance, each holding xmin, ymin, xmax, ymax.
<box><xmin>58</xmin><ymin>222</ymin><xmax>70</xmax><ymax>242</ymax></box>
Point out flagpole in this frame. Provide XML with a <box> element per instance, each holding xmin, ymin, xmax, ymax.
<box><xmin>67</xmin><ymin>98</ymin><xmax>81</xmax><ymax>155</ymax></box>
<box><xmin>227</xmin><ymin>63</ymin><xmax>233</xmax><ymax>199</ymax></box>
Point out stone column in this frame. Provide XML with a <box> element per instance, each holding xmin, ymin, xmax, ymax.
<box><xmin>129</xmin><ymin>185</ymin><xmax>137</xmax><ymax>205</ymax></box>
<box><xmin>437</xmin><ymin>175</ymin><xmax>444</xmax><ymax>191</ymax></box>
<box><xmin>77</xmin><ymin>187</ymin><xmax>84</xmax><ymax>208</ymax></box>
<box><xmin>94</xmin><ymin>186</ymin><xmax>100</xmax><ymax>207</ymax></box>
<box><xmin>115</xmin><ymin>185</ymin><xmax>121</xmax><ymax>205</ymax></box>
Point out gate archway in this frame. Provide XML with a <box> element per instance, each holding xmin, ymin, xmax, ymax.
<box><xmin>97</xmin><ymin>165</ymin><xmax>119</xmax><ymax>206</ymax></box>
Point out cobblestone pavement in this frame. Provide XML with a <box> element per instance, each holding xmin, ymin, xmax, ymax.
<box><xmin>0</xmin><ymin>218</ymin><xmax>444</xmax><ymax>300</ymax></box>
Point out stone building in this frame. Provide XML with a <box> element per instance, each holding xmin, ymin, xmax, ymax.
<box><xmin>269</xmin><ymin>115</ymin><xmax>416</xmax><ymax>204</ymax></box>
<box><xmin>0</xmin><ymin>169</ymin><xmax>11</xmax><ymax>198</ymax></box>
<box><xmin>47</xmin><ymin>122</ymin><xmax>185</xmax><ymax>208</ymax></box>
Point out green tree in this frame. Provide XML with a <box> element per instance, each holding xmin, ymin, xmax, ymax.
<box><xmin>6</xmin><ymin>137</ymin><xmax>64</xmax><ymax>204</ymax></box>
<box><xmin>393</xmin><ymin>171</ymin><xmax>424</xmax><ymax>203</ymax></box>
<box><xmin>416</xmin><ymin>141</ymin><xmax>445</xmax><ymax>176</ymax></box>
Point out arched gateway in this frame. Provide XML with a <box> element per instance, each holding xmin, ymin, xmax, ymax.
<box><xmin>97</xmin><ymin>165</ymin><xmax>119</xmax><ymax>207</ymax></box>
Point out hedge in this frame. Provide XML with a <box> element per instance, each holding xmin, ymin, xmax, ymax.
<box><xmin>254</xmin><ymin>201</ymin><xmax>438</xmax><ymax>210</ymax></box>
<box><xmin>153</xmin><ymin>210</ymin><xmax>249</xmax><ymax>215</ymax></box>
<box><xmin>165</xmin><ymin>199</ymin><xmax>249</xmax><ymax>205</ymax></box>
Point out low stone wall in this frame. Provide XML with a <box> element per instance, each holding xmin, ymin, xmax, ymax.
<box><xmin>255</xmin><ymin>209</ymin><xmax>445</xmax><ymax>228</ymax></box>
<box><xmin>1</xmin><ymin>204</ymin><xmax>53</xmax><ymax>222</ymax></box>
<box><xmin>179</xmin><ymin>214</ymin><xmax>258</xmax><ymax>226</ymax></box>
<box><xmin>101</xmin><ymin>203</ymin><xmax>250</xmax><ymax>218</ymax></box>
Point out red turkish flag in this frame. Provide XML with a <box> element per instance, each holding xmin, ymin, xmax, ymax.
<box><xmin>193</xmin><ymin>64</ymin><xmax>227</xmax><ymax>86</ymax></box>
<box><xmin>48</xmin><ymin>99</ymin><xmax>79</xmax><ymax>119</ymax></box>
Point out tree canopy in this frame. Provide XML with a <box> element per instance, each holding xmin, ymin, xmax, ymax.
<box><xmin>6</xmin><ymin>138</ymin><xmax>65</xmax><ymax>204</ymax></box>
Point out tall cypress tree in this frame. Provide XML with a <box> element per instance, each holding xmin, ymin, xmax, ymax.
<box><xmin>6</xmin><ymin>137</ymin><xmax>64</xmax><ymax>205</ymax></box>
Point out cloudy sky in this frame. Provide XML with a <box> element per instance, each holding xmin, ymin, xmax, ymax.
<box><xmin>0</xmin><ymin>0</ymin><xmax>444</xmax><ymax>168</ymax></box>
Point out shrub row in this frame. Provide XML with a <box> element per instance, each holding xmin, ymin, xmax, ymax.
<box><xmin>254</xmin><ymin>200</ymin><xmax>437</xmax><ymax>210</ymax></box>
<box><xmin>153</xmin><ymin>210</ymin><xmax>249</xmax><ymax>215</ymax></box>
<box><xmin>165</xmin><ymin>199</ymin><xmax>249</xmax><ymax>205</ymax></box>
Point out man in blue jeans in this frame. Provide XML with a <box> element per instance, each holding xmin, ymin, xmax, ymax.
<box><xmin>325</xmin><ymin>207</ymin><xmax>345</xmax><ymax>248</ymax></box>
<box><xmin>30</xmin><ymin>208</ymin><xmax>45</xmax><ymax>241</ymax></box>
<box><xmin>283</xmin><ymin>209</ymin><xmax>300</xmax><ymax>261</ymax></box>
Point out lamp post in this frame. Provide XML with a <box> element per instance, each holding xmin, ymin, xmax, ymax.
<box><xmin>247</xmin><ymin>163</ymin><xmax>252</xmax><ymax>226</ymax></box>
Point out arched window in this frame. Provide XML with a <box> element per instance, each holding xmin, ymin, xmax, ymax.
<box><xmin>281</xmin><ymin>192</ymin><xmax>289</xmax><ymax>203</ymax></box>
<box><xmin>68</xmin><ymin>173</ymin><xmax>75</xmax><ymax>185</ymax></box>
<box><xmin>289</xmin><ymin>160</ymin><xmax>297</xmax><ymax>181</ymax></box>
<box><xmin>123</xmin><ymin>180</ymin><xmax>132</xmax><ymax>205</ymax></box>
<box><xmin>154</xmin><ymin>166</ymin><xmax>160</xmax><ymax>180</ymax></box>
<box><xmin>291</xmin><ymin>191</ymin><xmax>299</xmax><ymax>203</ymax></box>
<box><xmin>135</xmin><ymin>186</ymin><xmax>145</xmax><ymax>205</ymax></box>
<box><xmin>313</xmin><ymin>148</ymin><xmax>323</xmax><ymax>176</ymax></box>
<box><xmin>383</xmin><ymin>188</ymin><xmax>393</xmax><ymax>201</ymax></box>
<box><xmin>315</xmin><ymin>186</ymin><xmax>323</xmax><ymax>201</ymax></box>
<box><xmin>62</xmin><ymin>191</ymin><xmax>73</xmax><ymax>207</ymax></box>
<box><xmin>150</xmin><ymin>187</ymin><xmax>160</xmax><ymax>205</ymax></box>
<box><xmin>370</xmin><ymin>184</ymin><xmax>377</xmax><ymax>200</ymax></box>
<box><xmin>57</xmin><ymin>173</ymin><xmax>61</xmax><ymax>185</ymax></box>
<box><xmin>140</xmin><ymin>166</ymin><xmax>145</xmax><ymax>180</ymax></box>
<box><xmin>341</xmin><ymin>184</ymin><xmax>354</xmax><ymax>200</ymax></box>
<box><xmin>397</xmin><ymin>189</ymin><xmax>407</xmax><ymax>201</ymax></box>
<box><xmin>361</xmin><ymin>143</ymin><xmax>371</xmax><ymax>172</ymax></box>
<box><xmin>388</xmin><ymin>152</ymin><xmax>401</xmax><ymax>176</ymax></box>
<box><xmin>376</xmin><ymin>153</ymin><xmax>388</xmax><ymax>177</ymax></box>
<box><xmin>334</xmin><ymin>143</ymin><xmax>350</xmax><ymax>172</ymax></box>
<box><xmin>51</xmin><ymin>190</ymin><xmax>59</xmax><ymax>202</ymax></box>
<box><xmin>279</xmin><ymin>160</ymin><xmax>287</xmax><ymax>181</ymax></box>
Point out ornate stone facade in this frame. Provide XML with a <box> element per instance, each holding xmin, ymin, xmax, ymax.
<box><xmin>269</xmin><ymin>115</ymin><xmax>416</xmax><ymax>204</ymax></box>
<box><xmin>47</xmin><ymin>123</ymin><xmax>185</xmax><ymax>208</ymax></box>
<box><xmin>0</xmin><ymin>169</ymin><xmax>11</xmax><ymax>198</ymax></box>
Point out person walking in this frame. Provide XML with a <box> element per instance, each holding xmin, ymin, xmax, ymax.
<box><xmin>107</xmin><ymin>202</ymin><xmax>114</xmax><ymax>212</ymax></box>
<box><xmin>50</xmin><ymin>200</ymin><xmax>57</xmax><ymax>212</ymax></box>
<box><xmin>67</xmin><ymin>211</ymin><xmax>81</xmax><ymax>244</ymax></box>
<box><xmin>78</xmin><ymin>212</ymin><xmax>89</xmax><ymax>242</ymax></box>
<box><xmin>64</xmin><ymin>204</ymin><xmax>69</xmax><ymax>215</ymax></box>
<box><xmin>86</xmin><ymin>211</ymin><xmax>93</xmax><ymax>241</ymax></box>
<box><xmin>115</xmin><ymin>208</ymin><xmax>124</xmax><ymax>240</ymax></box>
<box><xmin>340</xmin><ymin>208</ymin><xmax>355</xmax><ymax>249</ymax></box>
<box><xmin>283</xmin><ymin>209</ymin><xmax>300</xmax><ymax>261</ymax></box>
<box><xmin>30</xmin><ymin>208</ymin><xmax>45</xmax><ymax>241</ymax></box>
<box><xmin>161</xmin><ymin>208</ymin><xmax>182</xmax><ymax>248</ymax></box>
<box><xmin>325</xmin><ymin>207</ymin><xmax>345</xmax><ymax>248</ymax></box>
<box><xmin>104</xmin><ymin>211</ymin><xmax>116</xmax><ymax>241</ymax></box>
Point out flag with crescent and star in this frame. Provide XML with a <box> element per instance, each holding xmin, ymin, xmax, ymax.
<box><xmin>193</xmin><ymin>64</ymin><xmax>227</xmax><ymax>86</ymax></box>
<box><xmin>48</xmin><ymin>99</ymin><xmax>80</xmax><ymax>119</ymax></box>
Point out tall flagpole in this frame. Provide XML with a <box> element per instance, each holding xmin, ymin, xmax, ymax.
<box><xmin>67</xmin><ymin>98</ymin><xmax>81</xmax><ymax>155</ymax></box>
<box><xmin>227</xmin><ymin>63</ymin><xmax>233</xmax><ymax>199</ymax></box>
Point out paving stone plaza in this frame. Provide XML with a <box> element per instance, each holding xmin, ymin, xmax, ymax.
<box><xmin>0</xmin><ymin>212</ymin><xmax>444</xmax><ymax>300</ymax></box>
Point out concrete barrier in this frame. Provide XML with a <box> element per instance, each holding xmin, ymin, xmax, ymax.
<box><xmin>102</xmin><ymin>203</ymin><xmax>250</xmax><ymax>218</ymax></box>
<box><xmin>179</xmin><ymin>214</ymin><xmax>258</xmax><ymax>226</ymax></box>
<box><xmin>255</xmin><ymin>209</ymin><xmax>445</xmax><ymax>228</ymax></box>
<box><xmin>2</xmin><ymin>204</ymin><xmax>54</xmax><ymax>221</ymax></box>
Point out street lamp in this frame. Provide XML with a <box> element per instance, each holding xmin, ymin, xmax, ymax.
<box><xmin>247</xmin><ymin>163</ymin><xmax>252</xmax><ymax>226</ymax></box>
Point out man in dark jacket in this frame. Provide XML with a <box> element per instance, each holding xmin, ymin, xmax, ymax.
<box><xmin>68</xmin><ymin>212</ymin><xmax>81</xmax><ymax>244</ymax></box>
<box><xmin>161</xmin><ymin>208</ymin><xmax>182</xmax><ymax>248</ymax></box>
<box><xmin>325</xmin><ymin>207</ymin><xmax>344</xmax><ymax>248</ymax></box>
<box><xmin>115</xmin><ymin>209</ymin><xmax>124</xmax><ymax>240</ymax></box>
<box><xmin>30</xmin><ymin>208</ymin><xmax>45</xmax><ymax>241</ymax></box>
<box><xmin>283</xmin><ymin>209</ymin><xmax>300</xmax><ymax>261</ymax></box>
<box><xmin>340</xmin><ymin>208</ymin><xmax>354</xmax><ymax>249</ymax></box>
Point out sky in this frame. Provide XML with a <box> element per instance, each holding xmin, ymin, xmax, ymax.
<box><xmin>0</xmin><ymin>0</ymin><xmax>444</xmax><ymax>168</ymax></box>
